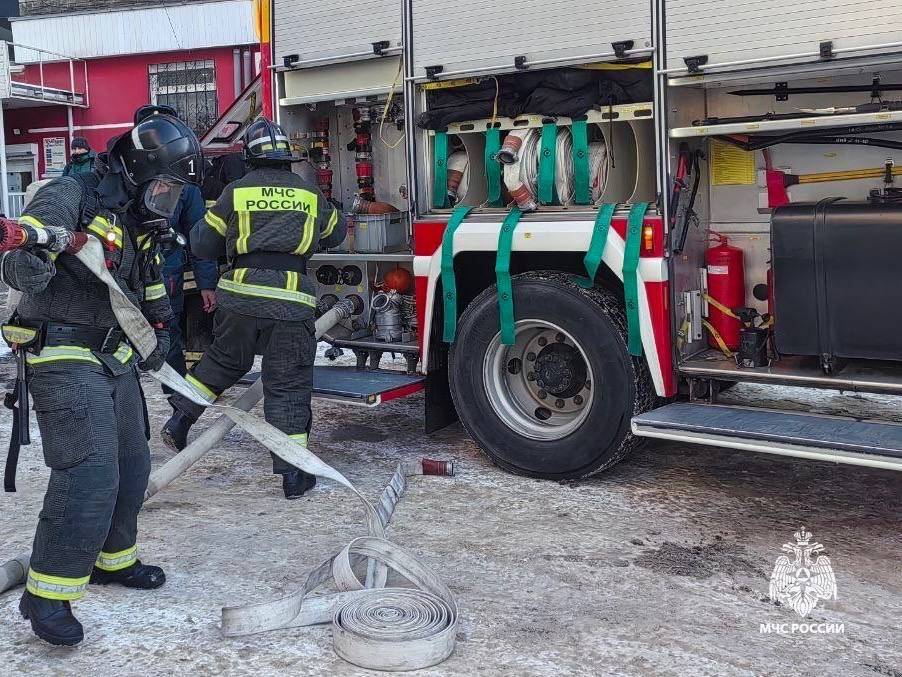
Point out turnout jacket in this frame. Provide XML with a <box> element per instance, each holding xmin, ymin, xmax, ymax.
<box><xmin>192</xmin><ymin>166</ymin><xmax>346</xmax><ymax>321</ymax></box>
<box><xmin>7</xmin><ymin>176</ymin><xmax>172</xmax><ymax>373</ymax></box>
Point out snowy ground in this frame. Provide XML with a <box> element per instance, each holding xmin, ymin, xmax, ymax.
<box><xmin>0</xmin><ymin>336</ymin><xmax>899</xmax><ymax>675</ymax></box>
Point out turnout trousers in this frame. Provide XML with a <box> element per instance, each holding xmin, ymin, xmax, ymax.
<box><xmin>26</xmin><ymin>360</ymin><xmax>150</xmax><ymax>601</ymax></box>
<box><xmin>169</xmin><ymin>307</ymin><xmax>316</xmax><ymax>474</ymax></box>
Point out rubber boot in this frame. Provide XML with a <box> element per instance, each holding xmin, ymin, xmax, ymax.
<box><xmin>90</xmin><ymin>561</ymin><xmax>166</xmax><ymax>589</ymax></box>
<box><xmin>161</xmin><ymin>409</ymin><xmax>195</xmax><ymax>451</ymax></box>
<box><xmin>282</xmin><ymin>470</ymin><xmax>317</xmax><ymax>500</ymax></box>
<box><xmin>19</xmin><ymin>590</ymin><xmax>84</xmax><ymax>646</ymax></box>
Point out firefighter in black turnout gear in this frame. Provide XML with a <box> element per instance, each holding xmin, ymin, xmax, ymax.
<box><xmin>162</xmin><ymin>117</ymin><xmax>346</xmax><ymax>499</ymax></box>
<box><xmin>0</xmin><ymin>114</ymin><xmax>203</xmax><ymax>646</ymax></box>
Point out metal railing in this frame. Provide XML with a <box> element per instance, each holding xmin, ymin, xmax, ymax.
<box><xmin>6</xmin><ymin>192</ymin><xmax>26</xmax><ymax>219</ymax></box>
<box><xmin>1</xmin><ymin>41</ymin><xmax>89</xmax><ymax>107</ymax></box>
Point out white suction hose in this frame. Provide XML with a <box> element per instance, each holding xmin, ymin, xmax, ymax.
<box><xmin>446</xmin><ymin>150</ymin><xmax>469</xmax><ymax>205</ymax></box>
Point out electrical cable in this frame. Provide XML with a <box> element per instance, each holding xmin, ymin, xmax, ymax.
<box><xmin>379</xmin><ymin>61</ymin><xmax>405</xmax><ymax>150</ymax></box>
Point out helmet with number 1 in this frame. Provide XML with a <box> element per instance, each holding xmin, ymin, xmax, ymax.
<box><xmin>243</xmin><ymin>117</ymin><xmax>294</xmax><ymax>164</ymax></box>
<box><xmin>115</xmin><ymin>114</ymin><xmax>204</xmax><ymax>186</ymax></box>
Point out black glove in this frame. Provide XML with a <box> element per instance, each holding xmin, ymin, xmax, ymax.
<box><xmin>0</xmin><ymin>249</ymin><xmax>56</xmax><ymax>293</ymax></box>
<box><xmin>138</xmin><ymin>327</ymin><xmax>171</xmax><ymax>372</ymax></box>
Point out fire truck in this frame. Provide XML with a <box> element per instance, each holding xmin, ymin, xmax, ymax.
<box><xmin>227</xmin><ymin>0</ymin><xmax>902</xmax><ymax>478</ymax></box>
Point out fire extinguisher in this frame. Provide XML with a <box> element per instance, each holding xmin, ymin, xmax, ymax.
<box><xmin>705</xmin><ymin>233</ymin><xmax>745</xmax><ymax>351</ymax></box>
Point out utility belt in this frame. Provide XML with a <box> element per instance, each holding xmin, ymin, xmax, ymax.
<box><xmin>43</xmin><ymin>322</ymin><xmax>126</xmax><ymax>354</ymax></box>
<box><xmin>232</xmin><ymin>252</ymin><xmax>307</xmax><ymax>274</ymax></box>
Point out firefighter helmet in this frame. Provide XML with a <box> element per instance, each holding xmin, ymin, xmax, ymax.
<box><xmin>114</xmin><ymin>114</ymin><xmax>204</xmax><ymax>186</ymax></box>
<box><xmin>243</xmin><ymin>117</ymin><xmax>294</xmax><ymax>164</ymax></box>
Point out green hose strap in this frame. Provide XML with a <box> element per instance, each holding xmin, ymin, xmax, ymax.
<box><xmin>484</xmin><ymin>128</ymin><xmax>503</xmax><ymax>206</ymax></box>
<box><xmin>440</xmin><ymin>205</ymin><xmax>474</xmax><ymax>342</ymax></box>
<box><xmin>623</xmin><ymin>202</ymin><xmax>650</xmax><ymax>357</ymax></box>
<box><xmin>578</xmin><ymin>202</ymin><xmax>618</xmax><ymax>289</ymax></box>
<box><xmin>432</xmin><ymin>131</ymin><xmax>449</xmax><ymax>209</ymax></box>
<box><xmin>538</xmin><ymin>122</ymin><xmax>558</xmax><ymax>206</ymax></box>
<box><xmin>495</xmin><ymin>207</ymin><xmax>524</xmax><ymax>345</ymax></box>
<box><xmin>571</xmin><ymin>119</ymin><xmax>591</xmax><ymax>205</ymax></box>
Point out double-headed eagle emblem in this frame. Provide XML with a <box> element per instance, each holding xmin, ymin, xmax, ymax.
<box><xmin>769</xmin><ymin>527</ymin><xmax>837</xmax><ymax>617</ymax></box>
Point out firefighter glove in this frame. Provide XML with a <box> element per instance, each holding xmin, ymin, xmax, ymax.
<box><xmin>0</xmin><ymin>249</ymin><xmax>56</xmax><ymax>293</ymax></box>
<box><xmin>138</xmin><ymin>327</ymin><xmax>170</xmax><ymax>372</ymax></box>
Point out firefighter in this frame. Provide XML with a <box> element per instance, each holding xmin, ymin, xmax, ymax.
<box><xmin>0</xmin><ymin>113</ymin><xmax>203</xmax><ymax>646</ymax></box>
<box><xmin>161</xmin><ymin>117</ymin><xmax>346</xmax><ymax>500</ymax></box>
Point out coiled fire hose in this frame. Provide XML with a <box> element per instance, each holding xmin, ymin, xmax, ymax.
<box><xmin>498</xmin><ymin>128</ymin><xmax>608</xmax><ymax>210</ymax></box>
<box><xmin>1</xmin><ymin>238</ymin><xmax>458</xmax><ymax>671</ymax></box>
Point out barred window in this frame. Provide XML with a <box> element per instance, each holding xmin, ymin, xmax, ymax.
<box><xmin>149</xmin><ymin>60</ymin><xmax>218</xmax><ymax>136</ymax></box>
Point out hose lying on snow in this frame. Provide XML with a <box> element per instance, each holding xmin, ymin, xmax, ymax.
<box><xmin>497</xmin><ymin>128</ymin><xmax>608</xmax><ymax>210</ymax></box>
<box><xmin>1</xmin><ymin>238</ymin><xmax>458</xmax><ymax>671</ymax></box>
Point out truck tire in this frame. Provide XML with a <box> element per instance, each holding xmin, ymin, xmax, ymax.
<box><xmin>448</xmin><ymin>271</ymin><xmax>656</xmax><ymax>479</ymax></box>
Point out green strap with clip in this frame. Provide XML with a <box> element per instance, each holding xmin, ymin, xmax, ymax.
<box><xmin>571</xmin><ymin>119</ymin><xmax>591</xmax><ymax>205</ymax></box>
<box><xmin>537</xmin><ymin>122</ymin><xmax>558</xmax><ymax>206</ymax></box>
<box><xmin>495</xmin><ymin>207</ymin><xmax>524</xmax><ymax>345</ymax></box>
<box><xmin>440</xmin><ymin>205</ymin><xmax>474</xmax><ymax>342</ymax></box>
<box><xmin>623</xmin><ymin>202</ymin><xmax>650</xmax><ymax>357</ymax></box>
<box><xmin>432</xmin><ymin>131</ymin><xmax>449</xmax><ymax>209</ymax></box>
<box><xmin>578</xmin><ymin>202</ymin><xmax>618</xmax><ymax>289</ymax></box>
<box><xmin>484</xmin><ymin>128</ymin><xmax>503</xmax><ymax>206</ymax></box>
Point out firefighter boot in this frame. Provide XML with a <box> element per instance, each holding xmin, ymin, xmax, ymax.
<box><xmin>161</xmin><ymin>409</ymin><xmax>195</xmax><ymax>451</ymax></box>
<box><xmin>19</xmin><ymin>590</ymin><xmax>84</xmax><ymax>646</ymax></box>
<box><xmin>90</xmin><ymin>561</ymin><xmax>166</xmax><ymax>589</ymax></box>
<box><xmin>282</xmin><ymin>470</ymin><xmax>317</xmax><ymax>500</ymax></box>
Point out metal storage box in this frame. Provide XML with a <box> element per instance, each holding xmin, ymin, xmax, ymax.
<box><xmin>771</xmin><ymin>200</ymin><xmax>902</xmax><ymax>365</ymax></box>
<box><xmin>333</xmin><ymin>212</ymin><xmax>408</xmax><ymax>253</ymax></box>
<box><xmin>664</xmin><ymin>0</ymin><xmax>902</xmax><ymax>76</ymax></box>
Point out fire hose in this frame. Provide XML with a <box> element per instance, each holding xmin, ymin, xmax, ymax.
<box><xmin>0</xmin><ymin>235</ymin><xmax>458</xmax><ymax>671</ymax></box>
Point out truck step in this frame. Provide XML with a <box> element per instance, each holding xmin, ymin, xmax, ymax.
<box><xmin>240</xmin><ymin>366</ymin><xmax>424</xmax><ymax>406</ymax></box>
<box><xmin>632</xmin><ymin>403</ymin><xmax>902</xmax><ymax>471</ymax></box>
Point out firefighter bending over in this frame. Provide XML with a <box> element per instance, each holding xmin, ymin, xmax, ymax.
<box><xmin>162</xmin><ymin>117</ymin><xmax>346</xmax><ymax>500</ymax></box>
<box><xmin>0</xmin><ymin>114</ymin><xmax>203</xmax><ymax>645</ymax></box>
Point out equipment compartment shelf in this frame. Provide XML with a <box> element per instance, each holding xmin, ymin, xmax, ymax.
<box><xmin>436</xmin><ymin>102</ymin><xmax>654</xmax><ymax>136</ymax></box>
<box><xmin>669</xmin><ymin>109</ymin><xmax>902</xmax><ymax>139</ymax></box>
<box><xmin>313</xmin><ymin>253</ymin><xmax>414</xmax><ymax>262</ymax></box>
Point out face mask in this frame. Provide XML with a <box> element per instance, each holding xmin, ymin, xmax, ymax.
<box><xmin>142</xmin><ymin>178</ymin><xmax>184</xmax><ymax>220</ymax></box>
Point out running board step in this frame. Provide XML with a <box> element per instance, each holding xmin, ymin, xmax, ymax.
<box><xmin>632</xmin><ymin>403</ymin><xmax>902</xmax><ymax>471</ymax></box>
<box><xmin>241</xmin><ymin>366</ymin><xmax>424</xmax><ymax>406</ymax></box>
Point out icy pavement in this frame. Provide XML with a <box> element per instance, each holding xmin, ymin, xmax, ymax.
<box><xmin>0</xmin><ymin>349</ymin><xmax>899</xmax><ymax>676</ymax></box>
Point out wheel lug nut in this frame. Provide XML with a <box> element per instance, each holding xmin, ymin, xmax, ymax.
<box><xmin>527</xmin><ymin>372</ymin><xmax>536</xmax><ymax>381</ymax></box>
<box><xmin>555</xmin><ymin>399</ymin><xmax>565</xmax><ymax>408</ymax></box>
<box><xmin>507</xmin><ymin>358</ymin><xmax>522</xmax><ymax>375</ymax></box>
<box><xmin>573</xmin><ymin>395</ymin><xmax>584</xmax><ymax>405</ymax></box>
<box><xmin>537</xmin><ymin>337</ymin><xmax>548</xmax><ymax>347</ymax></box>
<box><xmin>537</xmin><ymin>389</ymin><xmax>547</xmax><ymax>400</ymax></box>
<box><xmin>526</xmin><ymin>352</ymin><xmax>536</xmax><ymax>362</ymax></box>
<box><xmin>555</xmin><ymin>332</ymin><xmax>565</xmax><ymax>343</ymax></box>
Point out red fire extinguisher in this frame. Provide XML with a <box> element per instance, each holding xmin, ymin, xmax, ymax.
<box><xmin>706</xmin><ymin>233</ymin><xmax>745</xmax><ymax>351</ymax></box>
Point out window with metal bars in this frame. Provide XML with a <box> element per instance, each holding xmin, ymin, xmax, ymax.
<box><xmin>148</xmin><ymin>60</ymin><xmax>218</xmax><ymax>136</ymax></box>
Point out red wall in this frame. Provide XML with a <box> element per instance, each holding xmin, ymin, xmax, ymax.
<box><xmin>5</xmin><ymin>45</ymin><xmax>257</xmax><ymax>178</ymax></box>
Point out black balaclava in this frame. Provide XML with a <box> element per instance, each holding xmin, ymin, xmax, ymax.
<box><xmin>95</xmin><ymin>135</ymin><xmax>137</xmax><ymax>213</ymax></box>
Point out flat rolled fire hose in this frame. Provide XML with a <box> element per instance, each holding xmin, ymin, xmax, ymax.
<box><xmin>11</xmin><ymin>238</ymin><xmax>457</xmax><ymax>670</ymax></box>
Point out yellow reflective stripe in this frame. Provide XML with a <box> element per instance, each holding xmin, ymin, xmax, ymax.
<box><xmin>293</xmin><ymin>213</ymin><xmax>315</xmax><ymax>255</ymax></box>
<box><xmin>205</xmin><ymin>200</ymin><xmax>217</xmax><ymax>208</ymax></box>
<box><xmin>218</xmin><ymin>277</ymin><xmax>316</xmax><ymax>306</ymax></box>
<box><xmin>289</xmin><ymin>433</ymin><xmax>309</xmax><ymax>445</ymax></box>
<box><xmin>205</xmin><ymin>210</ymin><xmax>227</xmax><ymax>236</ymax></box>
<box><xmin>27</xmin><ymin>568</ymin><xmax>89</xmax><ymax>601</ymax></box>
<box><xmin>87</xmin><ymin>220</ymin><xmax>122</xmax><ymax>249</ymax></box>
<box><xmin>186</xmin><ymin>374</ymin><xmax>217</xmax><ymax>403</ymax></box>
<box><xmin>2</xmin><ymin>325</ymin><xmax>38</xmax><ymax>345</ymax></box>
<box><xmin>19</xmin><ymin>214</ymin><xmax>45</xmax><ymax>229</ymax></box>
<box><xmin>26</xmin><ymin>346</ymin><xmax>101</xmax><ymax>366</ymax></box>
<box><xmin>113</xmin><ymin>342</ymin><xmax>134</xmax><ymax>365</ymax></box>
<box><xmin>95</xmin><ymin>545</ymin><xmax>138</xmax><ymax>572</ymax></box>
<box><xmin>144</xmin><ymin>282</ymin><xmax>166</xmax><ymax>301</ymax></box>
<box><xmin>137</xmin><ymin>233</ymin><xmax>154</xmax><ymax>251</ymax></box>
<box><xmin>233</xmin><ymin>186</ymin><xmax>318</xmax><ymax>214</ymax></box>
<box><xmin>155</xmin><ymin>253</ymin><xmax>163</xmax><ymax>265</ymax></box>
<box><xmin>233</xmin><ymin>267</ymin><xmax>247</xmax><ymax>283</ymax></box>
<box><xmin>320</xmin><ymin>208</ymin><xmax>338</xmax><ymax>239</ymax></box>
<box><xmin>285</xmin><ymin>270</ymin><xmax>298</xmax><ymax>292</ymax></box>
<box><xmin>236</xmin><ymin>211</ymin><xmax>251</xmax><ymax>254</ymax></box>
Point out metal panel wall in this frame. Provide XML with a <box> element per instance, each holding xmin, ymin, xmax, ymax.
<box><xmin>11</xmin><ymin>0</ymin><xmax>255</xmax><ymax>62</ymax></box>
<box><xmin>274</xmin><ymin>0</ymin><xmax>401</xmax><ymax>67</ymax></box>
<box><xmin>411</xmin><ymin>0</ymin><xmax>651</xmax><ymax>79</ymax></box>
<box><xmin>664</xmin><ymin>0</ymin><xmax>902</xmax><ymax>74</ymax></box>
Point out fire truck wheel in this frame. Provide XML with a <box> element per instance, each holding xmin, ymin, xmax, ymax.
<box><xmin>449</xmin><ymin>271</ymin><xmax>656</xmax><ymax>479</ymax></box>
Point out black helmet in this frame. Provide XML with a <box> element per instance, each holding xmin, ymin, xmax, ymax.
<box><xmin>134</xmin><ymin>104</ymin><xmax>179</xmax><ymax>125</ymax></box>
<box><xmin>115</xmin><ymin>114</ymin><xmax>203</xmax><ymax>187</ymax></box>
<box><xmin>243</xmin><ymin>117</ymin><xmax>293</xmax><ymax>164</ymax></box>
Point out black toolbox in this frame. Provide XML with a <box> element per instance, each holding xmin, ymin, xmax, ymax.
<box><xmin>771</xmin><ymin>199</ymin><xmax>902</xmax><ymax>369</ymax></box>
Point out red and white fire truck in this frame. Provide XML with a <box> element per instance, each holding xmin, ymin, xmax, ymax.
<box><xmin>210</xmin><ymin>0</ymin><xmax>902</xmax><ymax>478</ymax></box>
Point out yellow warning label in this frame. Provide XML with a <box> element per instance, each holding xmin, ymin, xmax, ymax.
<box><xmin>710</xmin><ymin>139</ymin><xmax>756</xmax><ymax>185</ymax></box>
